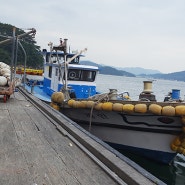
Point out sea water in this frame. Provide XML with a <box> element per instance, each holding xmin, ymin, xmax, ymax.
<box><xmin>96</xmin><ymin>74</ymin><xmax>185</xmax><ymax>185</ymax></box>
<box><xmin>96</xmin><ymin>74</ymin><xmax>185</xmax><ymax>102</ymax></box>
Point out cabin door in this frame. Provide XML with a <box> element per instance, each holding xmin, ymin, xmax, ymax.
<box><xmin>51</xmin><ymin>67</ymin><xmax>59</xmax><ymax>91</ymax></box>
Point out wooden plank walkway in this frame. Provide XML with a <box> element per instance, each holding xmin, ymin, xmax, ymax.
<box><xmin>0</xmin><ymin>92</ymin><xmax>123</xmax><ymax>185</ymax></box>
<box><xmin>0</xmin><ymin>90</ymin><xmax>164</xmax><ymax>185</ymax></box>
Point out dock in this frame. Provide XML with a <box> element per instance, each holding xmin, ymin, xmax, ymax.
<box><xmin>0</xmin><ymin>87</ymin><xmax>165</xmax><ymax>185</ymax></box>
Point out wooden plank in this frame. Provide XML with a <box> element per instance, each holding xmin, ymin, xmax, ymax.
<box><xmin>0</xmin><ymin>101</ymin><xmax>32</xmax><ymax>184</ymax></box>
<box><xmin>0</xmin><ymin>92</ymin><xmax>119</xmax><ymax>185</ymax></box>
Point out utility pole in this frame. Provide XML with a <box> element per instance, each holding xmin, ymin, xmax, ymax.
<box><xmin>10</xmin><ymin>27</ymin><xmax>16</xmax><ymax>81</ymax></box>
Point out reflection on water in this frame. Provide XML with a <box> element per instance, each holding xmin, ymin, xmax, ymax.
<box><xmin>172</xmin><ymin>154</ymin><xmax>185</xmax><ymax>185</ymax></box>
<box><xmin>117</xmin><ymin>150</ymin><xmax>185</xmax><ymax>185</ymax></box>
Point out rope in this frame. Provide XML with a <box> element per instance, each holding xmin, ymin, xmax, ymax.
<box><xmin>88</xmin><ymin>93</ymin><xmax>110</xmax><ymax>132</ymax></box>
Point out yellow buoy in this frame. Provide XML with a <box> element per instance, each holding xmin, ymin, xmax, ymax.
<box><xmin>182</xmin><ymin>116</ymin><xmax>185</xmax><ymax>125</ymax></box>
<box><xmin>177</xmin><ymin>147</ymin><xmax>184</xmax><ymax>154</ymax></box>
<box><xmin>72</xmin><ymin>101</ymin><xmax>81</xmax><ymax>108</ymax></box>
<box><xmin>51</xmin><ymin>92</ymin><xmax>64</xmax><ymax>103</ymax></box>
<box><xmin>94</xmin><ymin>103</ymin><xmax>103</xmax><ymax>110</ymax></box>
<box><xmin>68</xmin><ymin>99</ymin><xmax>75</xmax><ymax>107</ymax></box>
<box><xmin>134</xmin><ymin>104</ymin><xmax>147</xmax><ymax>113</ymax></box>
<box><xmin>102</xmin><ymin>102</ymin><xmax>113</xmax><ymax>111</ymax></box>
<box><xmin>162</xmin><ymin>106</ymin><xmax>175</xmax><ymax>116</ymax></box>
<box><xmin>122</xmin><ymin>104</ymin><xmax>134</xmax><ymax>113</ymax></box>
<box><xmin>149</xmin><ymin>104</ymin><xmax>162</xmax><ymax>115</ymax></box>
<box><xmin>175</xmin><ymin>105</ymin><xmax>185</xmax><ymax>116</ymax></box>
<box><xmin>182</xmin><ymin>148</ymin><xmax>185</xmax><ymax>155</ymax></box>
<box><xmin>181</xmin><ymin>140</ymin><xmax>185</xmax><ymax>148</ymax></box>
<box><xmin>170</xmin><ymin>143</ymin><xmax>178</xmax><ymax>151</ymax></box>
<box><xmin>173</xmin><ymin>137</ymin><xmax>181</xmax><ymax>146</ymax></box>
<box><xmin>77</xmin><ymin>101</ymin><xmax>86</xmax><ymax>108</ymax></box>
<box><xmin>50</xmin><ymin>102</ymin><xmax>60</xmax><ymax>110</ymax></box>
<box><xmin>86</xmin><ymin>101</ymin><xmax>95</xmax><ymax>108</ymax></box>
<box><xmin>112</xmin><ymin>103</ymin><xmax>123</xmax><ymax>112</ymax></box>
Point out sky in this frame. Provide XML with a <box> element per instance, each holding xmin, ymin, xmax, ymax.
<box><xmin>1</xmin><ymin>0</ymin><xmax>185</xmax><ymax>73</ymax></box>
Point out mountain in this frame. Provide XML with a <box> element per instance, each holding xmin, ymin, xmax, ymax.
<box><xmin>149</xmin><ymin>71</ymin><xmax>185</xmax><ymax>81</ymax></box>
<box><xmin>81</xmin><ymin>61</ymin><xmax>185</xmax><ymax>82</ymax></box>
<box><xmin>116</xmin><ymin>67</ymin><xmax>161</xmax><ymax>75</ymax></box>
<box><xmin>80</xmin><ymin>61</ymin><xmax>135</xmax><ymax>77</ymax></box>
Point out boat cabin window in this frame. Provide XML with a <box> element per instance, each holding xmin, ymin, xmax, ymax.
<box><xmin>49</xmin><ymin>66</ymin><xmax>52</xmax><ymax>78</ymax></box>
<box><xmin>46</xmin><ymin>53</ymin><xmax>80</xmax><ymax>64</ymax></box>
<box><xmin>55</xmin><ymin>68</ymin><xmax>59</xmax><ymax>76</ymax></box>
<box><xmin>46</xmin><ymin>54</ymin><xmax>64</xmax><ymax>63</ymax></box>
<box><xmin>67</xmin><ymin>56</ymin><xmax>80</xmax><ymax>64</ymax></box>
<box><xmin>68</xmin><ymin>69</ymin><xmax>81</xmax><ymax>80</ymax></box>
<box><xmin>66</xmin><ymin>69</ymin><xmax>96</xmax><ymax>82</ymax></box>
<box><xmin>55</xmin><ymin>67</ymin><xmax>61</xmax><ymax>81</ymax></box>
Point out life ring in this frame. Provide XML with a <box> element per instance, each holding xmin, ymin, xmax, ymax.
<box><xmin>69</xmin><ymin>71</ymin><xmax>76</xmax><ymax>79</ymax></box>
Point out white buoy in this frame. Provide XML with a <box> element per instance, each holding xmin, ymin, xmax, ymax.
<box><xmin>0</xmin><ymin>76</ymin><xmax>7</xmax><ymax>86</ymax></box>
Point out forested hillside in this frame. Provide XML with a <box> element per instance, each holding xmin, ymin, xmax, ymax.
<box><xmin>0</xmin><ymin>22</ymin><xmax>43</xmax><ymax>68</ymax></box>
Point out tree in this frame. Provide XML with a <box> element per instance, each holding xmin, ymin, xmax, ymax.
<box><xmin>0</xmin><ymin>22</ymin><xmax>44</xmax><ymax>68</ymax></box>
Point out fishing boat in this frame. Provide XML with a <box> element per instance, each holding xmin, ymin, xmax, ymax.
<box><xmin>24</xmin><ymin>38</ymin><xmax>99</xmax><ymax>101</ymax></box>
<box><xmin>23</xmin><ymin>38</ymin><xmax>185</xmax><ymax>164</ymax></box>
<box><xmin>57</xmin><ymin>83</ymin><xmax>185</xmax><ymax>164</ymax></box>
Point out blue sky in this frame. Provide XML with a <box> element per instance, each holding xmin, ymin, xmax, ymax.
<box><xmin>1</xmin><ymin>0</ymin><xmax>185</xmax><ymax>73</ymax></box>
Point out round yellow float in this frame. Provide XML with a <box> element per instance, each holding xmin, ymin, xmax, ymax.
<box><xmin>51</xmin><ymin>92</ymin><xmax>64</xmax><ymax>103</ymax></box>
<box><xmin>86</xmin><ymin>101</ymin><xmax>95</xmax><ymax>108</ymax></box>
<box><xmin>112</xmin><ymin>103</ymin><xmax>123</xmax><ymax>112</ymax></box>
<box><xmin>122</xmin><ymin>104</ymin><xmax>134</xmax><ymax>113</ymax></box>
<box><xmin>181</xmin><ymin>116</ymin><xmax>185</xmax><ymax>124</ymax></box>
<box><xmin>177</xmin><ymin>147</ymin><xmax>184</xmax><ymax>154</ymax></box>
<box><xmin>68</xmin><ymin>99</ymin><xmax>75</xmax><ymax>107</ymax></box>
<box><xmin>173</xmin><ymin>136</ymin><xmax>181</xmax><ymax>146</ymax></box>
<box><xmin>171</xmin><ymin>143</ymin><xmax>178</xmax><ymax>151</ymax></box>
<box><xmin>149</xmin><ymin>104</ymin><xmax>162</xmax><ymax>115</ymax></box>
<box><xmin>162</xmin><ymin>106</ymin><xmax>175</xmax><ymax>116</ymax></box>
<box><xmin>134</xmin><ymin>104</ymin><xmax>147</xmax><ymax>113</ymax></box>
<box><xmin>175</xmin><ymin>105</ymin><xmax>185</xmax><ymax>116</ymax></box>
<box><xmin>50</xmin><ymin>102</ymin><xmax>60</xmax><ymax>110</ymax></box>
<box><xmin>102</xmin><ymin>102</ymin><xmax>113</xmax><ymax>111</ymax></box>
<box><xmin>78</xmin><ymin>101</ymin><xmax>86</xmax><ymax>108</ymax></box>
<box><xmin>94</xmin><ymin>103</ymin><xmax>103</xmax><ymax>110</ymax></box>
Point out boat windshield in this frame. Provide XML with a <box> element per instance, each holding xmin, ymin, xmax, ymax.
<box><xmin>46</xmin><ymin>53</ymin><xmax>80</xmax><ymax>64</ymax></box>
<box><xmin>65</xmin><ymin>69</ymin><xmax>96</xmax><ymax>82</ymax></box>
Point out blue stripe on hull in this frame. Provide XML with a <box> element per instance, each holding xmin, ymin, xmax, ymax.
<box><xmin>43</xmin><ymin>78</ymin><xmax>97</xmax><ymax>99</ymax></box>
<box><xmin>106</xmin><ymin>142</ymin><xmax>177</xmax><ymax>164</ymax></box>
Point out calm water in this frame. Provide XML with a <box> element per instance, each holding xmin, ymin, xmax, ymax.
<box><xmin>96</xmin><ymin>74</ymin><xmax>185</xmax><ymax>185</ymax></box>
<box><xmin>96</xmin><ymin>74</ymin><xmax>185</xmax><ymax>102</ymax></box>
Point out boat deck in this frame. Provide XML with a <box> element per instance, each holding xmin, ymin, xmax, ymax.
<box><xmin>0</xmin><ymin>89</ymin><xmax>164</xmax><ymax>185</ymax></box>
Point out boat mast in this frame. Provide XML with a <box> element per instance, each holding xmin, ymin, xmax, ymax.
<box><xmin>63</xmin><ymin>39</ymin><xmax>68</xmax><ymax>91</ymax></box>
